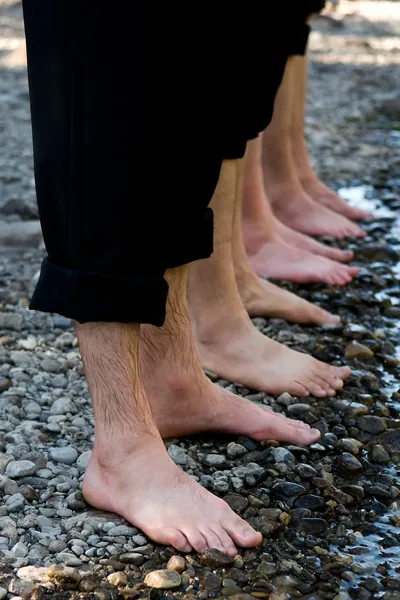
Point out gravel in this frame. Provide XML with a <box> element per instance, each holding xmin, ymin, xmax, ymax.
<box><xmin>0</xmin><ymin>1</ymin><xmax>399</xmax><ymax>598</ymax></box>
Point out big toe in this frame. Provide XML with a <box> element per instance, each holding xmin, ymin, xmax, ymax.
<box><xmin>225</xmin><ymin>515</ymin><xmax>262</xmax><ymax>548</ymax></box>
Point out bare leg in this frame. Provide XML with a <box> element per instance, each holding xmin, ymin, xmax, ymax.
<box><xmin>233</xmin><ymin>152</ymin><xmax>341</xmax><ymax>324</ymax></box>
<box><xmin>189</xmin><ymin>160</ymin><xmax>350</xmax><ymax>396</ymax></box>
<box><xmin>262</xmin><ymin>58</ymin><xmax>365</xmax><ymax>239</ymax></box>
<box><xmin>79</xmin><ymin>318</ymin><xmax>262</xmax><ymax>555</ymax></box>
<box><xmin>140</xmin><ymin>265</ymin><xmax>321</xmax><ymax>445</ymax></box>
<box><xmin>242</xmin><ymin>137</ymin><xmax>358</xmax><ymax>285</ymax></box>
<box><xmin>290</xmin><ymin>54</ymin><xmax>370</xmax><ymax>221</ymax></box>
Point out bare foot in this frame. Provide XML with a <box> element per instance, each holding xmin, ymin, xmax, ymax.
<box><xmin>275</xmin><ymin>219</ymin><xmax>354</xmax><ymax>263</ymax></box>
<box><xmin>301</xmin><ymin>176</ymin><xmax>371</xmax><ymax>222</ymax></box>
<box><xmin>148</xmin><ymin>371</ymin><xmax>321</xmax><ymax>445</ymax></box>
<box><xmin>236</xmin><ymin>269</ymin><xmax>340</xmax><ymax>325</ymax></box>
<box><xmin>193</xmin><ymin>312</ymin><xmax>350</xmax><ymax>397</ymax></box>
<box><xmin>269</xmin><ymin>183</ymin><xmax>366</xmax><ymax>239</ymax></box>
<box><xmin>246</xmin><ymin>236</ymin><xmax>358</xmax><ymax>285</ymax></box>
<box><xmin>83</xmin><ymin>443</ymin><xmax>262</xmax><ymax>556</ymax></box>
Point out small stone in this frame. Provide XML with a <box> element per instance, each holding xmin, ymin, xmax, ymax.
<box><xmin>370</xmin><ymin>445</ymin><xmax>390</xmax><ymax>464</ymax></box>
<box><xmin>0</xmin><ymin>588</ymin><xmax>6</xmax><ymax>600</ymax></box>
<box><xmin>107</xmin><ymin>571</ymin><xmax>128</xmax><ymax>587</ymax></box>
<box><xmin>272</xmin><ymin>482</ymin><xmax>306</xmax><ymax>497</ymax></box>
<box><xmin>324</xmin><ymin>485</ymin><xmax>354</xmax><ymax>505</ymax></box>
<box><xmin>202</xmin><ymin>572</ymin><xmax>222</xmax><ymax>591</ymax></box>
<box><xmin>345</xmin><ymin>342</ymin><xmax>374</xmax><ymax>360</ymax></box>
<box><xmin>167</xmin><ymin>555</ymin><xmax>186</xmax><ymax>573</ymax></box>
<box><xmin>202</xmin><ymin>454</ymin><xmax>228</xmax><ymax>467</ymax></box>
<box><xmin>357</xmin><ymin>416</ymin><xmax>387</xmax><ymax>434</ymax></box>
<box><xmin>47</xmin><ymin>565</ymin><xmax>82</xmax><ymax>590</ymax></box>
<box><xmin>338</xmin><ymin>453</ymin><xmax>363</xmax><ymax>477</ymax></box>
<box><xmin>10</xmin><ymin>350</ymin><xmax>33</xmax><ymax>367</ymax></box>
<box><xmin>48</xmin><ymin>540</ymin><xmax>68</xmax><ymax>553</ymax></box>
<box><xmin>8</xmin><ymin>579</ymin><xmax>36</xmax><ymax>598</ymax></box>
<box><xmin>11</xmin><ymin>541</ymin><xmax>29</xmax><ymax>558</ymax></box>
<box><xmin>49</xmin><ymin>447</ymin><xmax>78</xmax><ymax>465</ymax></box>
<box><xmin>66</xmin><ymin>491</ymin><xmax>86</xmax><ymax>510</ymax></box>
<box><xmin>200</xmin><ymin>548</ymin><xmax>235</xmax><ymax>569</ymax></box>
<box><xmin>167</xmin><ymin>445</ymin><xmax>187</xmax><ymax>466</ymax></box>
<box><xmin>270</xmin><ymin>448</ymin><xmax>296</xmax><ymax>463</ymax></box>
<box><xmin>119</xmin><ymin>553</ymin><xmax>145</xmax><ymax>566</ymax></box>
<box><xmin>50</xmin><ymin>397</ymin><xmax>75</xmax><ymax>415</ymax></box>
<box><xmin>380</xmin><ymin>429</ymin><xmax>400</xmax><ymax>455</ymax></box>
<box><xmin>294</xmin><ymin>495</ymin><xmax>325</xmax><ymax>509</ymax></box>
<box><xmin>224</xmin><ymin>493</ymin><xmax>249</xmax><ymax>513</ymax></box>
<box><xmin>337</xmin><ymin>438</ymin><xmax>364</xmax><ymax>456</ymax></box>
<box><xmin>0</xmin><ymin>313</ymin><xmax>23</xmax><ymax>331</ymax></box>
<box><xmin>19</xmin><ymin>484</ymin><xmax>39</xmax><ymax>501</ymax></box>
<box><xmin>227</xmin><ymin>442</ymin><xmax>247</xmax><ymax>458</ymax></box>
<box><xmin>297</xmin><ymin>518</ymin><xmax>328</xmax><ymax>535</ymax></box>
<box><xmin>107</xmin><ymin>525</ymin><xmax>137</xmax><ymax>536</ymax></box>
<box><xmin>6</xmin><ymin>492</ymin><xmax>26</xmax><ymax>511</ymax></box>
<box><xmin>0</xmin><ymin>378</ymin><xmax>11</xmax><ymax>392</ymax></box>
<box><xmin>5</xmin><ymin>460</ymin><xmax>37</xmax><ymax>479</ymax></box>
<box><xmin>144</xmin><ymin>569</ymin><xmax>181</xmax><ymax>589</ymax></box>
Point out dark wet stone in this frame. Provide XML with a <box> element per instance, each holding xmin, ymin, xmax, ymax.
<box><xmin>296</xmin><ymin>464</ymin><xmax>317</xmax><ymax>479</ymax></box>
<box><xmin>367</xmin><ymin>485</ymin><xmax>392</xmax><ymax>500</ymax></box>
<box><xmin>312</xmin><ymin>477</ymin><xmax>331</xmax><ymax>489</ymax></box>
<box><xmin>290</xmin><ymin>508</ymin><xmax>312</xmax><ymax>521</ymax></box>
<box><xmin>294</xmin><ymin>495</ymin><xmax>325</xmax><ymax>509</ymax></box>
<box><xmin>370</xmin><ymin>444</ymin><xmax>391</xmax><ymax>464</ymax></box>
<box><xmin>324</xmin><ymin>485</ymin><xmax>354</xmax><ymax>505</ymax></box>
<box><xmin>357</xmin><ymin>415</ymin><xmax>387</xmax><ymax>434</ymax></box>
<box><xmin>338</xmin><ymin>453</ymin><xmax>363</xmax><ymax>477</ymax></box>
<box><xmin>336</xmin><ymin>438</ymin><xmax>363</xmax><ymax>455</ymax></box>
<box><xmin>247</xmin><ymin>516</ymin><xmax>283</xmax><ymax>537</ymax></box>
<box><xmin>202</xmin><ymin>572</ymin><xmax>221</xmax><ymax>591</ymax></box>
<box><xmin>341</xmin><ymin>485</ymin><xmax>365</xmax><ymax>500</ymax></box>
<box><xmin>345</xmin><ymin>342</ymin><xmax>374</xmax><ymax>360</ymax></box>
<box><xmin>272</xmin><ymin>482</ymin><xmax>306</xmax><ymax>497</ymax></box>
<box><xmin>379</xmin><ymin>429</ymin><xmax>400</xmax><ymax>455</ymax></box>
<box><xmin>224</xmin><ymin>493</ymin><xmax>249</xmax><ymax>514</ymax></box>
<box><xmin>357</xmin><ymin>244</ymin><xmax>399</xmax><ymax>261</ymax></box>
<box><xmin>297</xmin><ymin>518</ymin><xmax>328</xmax><ymax>535</ymax></box>
<box><xmin>287</xmin><ymin>404</ymin><xmax>317</xmax><ymax>423</ymax></box>
<box><xmin>200</xmin><ymin>549</ymin><xmax>235</xmax><ymax>569</ymax></box>
<box><xmin>256</xmin><ymin>562</ymin><xmax>277</xmax><ymax>577</ymax></box>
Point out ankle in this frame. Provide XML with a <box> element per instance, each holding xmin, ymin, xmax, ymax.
<box><xmin>91</xmin><ymin>433</ymin><xmax>162</xmax><ymax>471</ymax></box>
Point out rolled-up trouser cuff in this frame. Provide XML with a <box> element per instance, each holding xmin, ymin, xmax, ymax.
<box><xmin>165</xmin><ymin>207</ymin><xmax>215</xmax><ymax>269</ymax></box>
<box><xmin>287</xmin><ymin>23</ymin><xmax>311</xmax><ymax>56</ymax></box>
<box><xmin>30</xmin><ymin>258</ymin><xmax>169</xmax><ymax>326</ymax></box>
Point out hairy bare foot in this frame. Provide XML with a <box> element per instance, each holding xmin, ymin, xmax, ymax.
<box><xmin>269</xmin><ymin>183</ymin><xmax>366</xmax><ymax>239</ymax></box>
<box><xmin>301</xmin><ymin>176</ymin><xmax>371</xmax><ymax>221</ymax></box>
<box><xmin>275</xmin><ymin>219</ymin><xmax>354</xmax><ymax>263</ymax></box>
<box><xmin>236</xmin><ymin>269</ymin><xmax>339</xmax><ymax>325</ymax></box>
<box><xmin>246</xmin><ymin>236</ymin><xmax>358</xmax><ymax>285</ymax></box>
<box><xmin>83</xmin><ymin>443</ymin><xmax>262</xmax><ymax>556</ymax></box>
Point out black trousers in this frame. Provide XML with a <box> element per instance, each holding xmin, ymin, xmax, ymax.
<box><xmin>23</xmin><ymin>1</ymin><xmax>322</xmax><ymax>326</ymax></box>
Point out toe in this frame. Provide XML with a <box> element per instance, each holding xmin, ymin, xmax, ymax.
<box><xmin>289</xmin><ymin>381</ymin><xmax>310</xmax><ymax>397</ymax></box>
<box><xmin>213</xmin><ymin>527</ymin><xmax>238</xmax><ymax>557</ymax></box>
<box><xmin>225</xmin><ymin>515</ymin><xmax>262</xmax><ymax>548</ymax></box>
<box><xmin>294</xmin><ymin>426</ymin><xmax>321</xmax><ymax>445</ymax></box>
<box><xmin>184</xmin><ymin>530</ymin><xmax>208</xmax><ymax>553</ymax></box>
<box><xmin>201</xmin><ymin>528</ymin><xmax>229</xmax><ymax>555</ymax></box>
<box><xmin>330</xmin><ymin>365</ymin><xmax>351</xmax><ymax>380</ymax></box>
<box><xmin>167</xmin><ymin>529</ymin><xmax>192</xmax><ymax>553</ymax></box>
<box><xmin>301</xmin><ymin>376</ymin><xmax>327</xmax><ymax>398</ymax></box>
<box><xmin>316</xmin><ymin>310</ymin><xmax>340</xmax><ymax>326</ymax></box>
